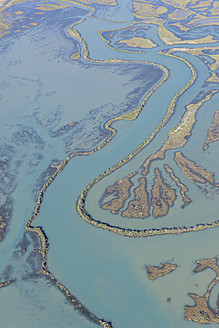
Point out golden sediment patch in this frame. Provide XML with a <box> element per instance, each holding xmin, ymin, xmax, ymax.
<box><xmin>0</xmin><ymin>0</ymin><xmax>28</xmax><ymax>14</ymax></box>
<box><xmin>117</xmin><ymin>36</ymin><xmax>157</xmax><ymax>49</ymax></box>
<box><xmin>0</xmin><ymin>18</ymin><xmax>11</xmax><ymax>30</ymax></box>
<box><xmin>190</xmin><ymin>1</ymin><xmax>212</xmax><ymax>9</ymax></box>
<box><xmin>0</xmin><ymin>0</ymin><xmax>8</xmax><ymax>6</ymax></box>
<box><xmin>185</xmin><ymin>258</ymin><xmax>219</xmax><ymax>324</ymax></box>
<box><xmin>158</xmin><ymin>25</ymin><xmax>217</xmax><ymax>45</ymax></box>
<box><xmin>146</xmin><ymin>263</ymin><xmax>177</xmax><ymax>280</ymax></box>
<box><xmin>185</xmin><ymin>294</ymin><xmax>219</xmax><ymax>324</ymax></box>
<box><xmin>164</xmin><ymin>164</ymin><xmax>191</xmax><ymax>207</ymax></box>
<box><xmin>98</xmin><ymin>25</ymin><xmax>147</xmax><ymax>54</ymax></box>
<box><xmin>35</xmin><ymin>6</ymin><xmax>57</xmax><ymax>11</ymax></box>
<box><xmin>168</xmin><ymin>22</ymin><xmax>190</xmax><ymax>31</ymax></box>
<box><xmin>0</xmin><ymin>13</ymin><xmax>12</xmax><ymax>38</ymax></box>
<box><xmin>197</xmin><ymin>8</ymin><xmax>210</xmax><ymax>13</ymax></box>
<box><xmin>166</xmin><ymin>46</ymin><xmax>206</xmax><ymax>56</ymax></box>
<box><xmin>132</xmin><ymin>0</ymin><xmax>218</xmax><ymax>31</ymax></box>
<box><xmin>67</xmin><ymin>25</ymin><xmax>90</xmax><ymax>59</ymax></box>
<box><xmin>206</xmin><ymin>72</ymin><xmax>219</xmax><ymax>83</ymax></box>
<box><xmin>122</xmin><ymin>177</ymin><xmax>150</xmax><ymax>218</ymax></box>
<box><xmin>132</xmin><ymin>1</ymin><xmax>167</xmax><ymax>25</ymax></box>
<box><xmin>158</xmin><ymin>25</ymin><xmax>181</xmax><ymax>44</ymax></box>
<box><xmin>187</xmin><ymin>13</ymin><xmax>219</xmax><ymax>29</ymax></box>
<box><xmin>160</xmin><ymin>0</ymin><xmax>198</xmax><ymax>9</ymax></box>
<box><xmin>191</xmin><ymin>12</ymin><xmax>208</xmax><ymax>20</ymax></box>
<box><xmin>166</xmin><ymin>46</ymin><xmax>219</xmax><ymax>70</ymax></box>
<box><xmin>174</xmin><ymin>152</ymin><xmax>218</xmax><ymax>185</ymax></box>
<box><xmin>133</xmin><ymin>1</ymin><xmax>168</xmax><ymax>16</ymax></box>
<box><xmin>71</xmin><ymin>51</ymin><xmax>81</xmax><ymax>59</ymax></box>
<box><xmin>142</xmin><ymin>91</ymin><xmax>217</xmax><ymax>175</ymax></box>
<box><xmin>211</xmin><ymin>0</ymin><xmax>219</xmax><ymax>15</ymax></box>
<box><xmin>101</xmin><ymin>172</ymin><xmax>137</xmax><ymax>214</ymax></box>
<box><xmin>72</xmin><ymin>0</ymin><xmax>116</xmax><ymax>5</ymax></box>
<box><xmin>151</xmin><ymin>168</ymin><xmax>176</xmax><ymax>218</ymax></box>
<box><xmin>0</xmin><ymin>280</ymin><xmax>14</xmax><ymax>288</ymax></box>
<box><xmin>195</xmin><ymin>258</ymin><xmax>219</xmax><ymax>273</ymax></box>
<box><xmin>131</xmin><ymin>26</ymin><xmax>149</xmax><ymax>32</ymax></box>
<box><xmin>35</xmin><ymin>3</ymin><xmax>69</xmax><ymax>11</ymax></box>
<box><xmin>29</xmin><ymin>22</ymin><xmax>39</xmax><ymax>26</ymax></box>
<box><xmin>161</xmin><ymin>184</ymin><xmax>176</xmax><ymax>207</ymax></box>
<box><xmin>209</xmin><ymin>54</ymin><xmax>219</xmax><ymax>70</ymax></box>
<box><xmin>168</xmin><ymin>8</ymin><xmax>193</xmax><ymax>20</ymax></box>
<box><xmin>204</xmin><ymin>111</ymin><xmax>219</xmax><ymax>149</ymax></box>
<box><xmin>0</xmin><ymin>215</ymin><xmax>7</xmax><ymax>242</ymax></box>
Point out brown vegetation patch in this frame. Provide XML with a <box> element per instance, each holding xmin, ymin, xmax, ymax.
<box><xmin>204</xmin><ymin>111</ymin><xmax>219</xmax><ymax>150</ymax></box>
<box><xmin>151</xmin><ymin>168</ymin><xmax>176</xmax><ymax>218</ymax></box>
<box><xmin>101</xmin><ymin>172</ymin><xmax>137</xmax><ymax>214</ymax></box>
<box><xmin>185</xmin><ymin>258</ymin><xmax>219</xmax><ymax>324</ymax></box>
<box><xmin>164</xmin><ymin>164</ymin><xmax>191</xmax><ymax>207</ymax></box>
<box><xmin>122</xmin><ymin>177</ymin><xmax>150</xmax><ymax>218</ymax></box>
<box><xmin>146</xmin><ymin>263</ymin><xmax>177</xmax><ymax>280</ymax></box>
<box><xmin>0</xmin><ymin>215</ymin><xmax>7</xmax><ymax>242</ymax></box>
<box><xmin>174</xmin><ymin>152</ymin><xmax>218</xmax><ymax>185</ymax></box>
<box><xmin>142</xmin><ymin>91</ymin><xmax>217</xmax><ymax>175</ymax></box>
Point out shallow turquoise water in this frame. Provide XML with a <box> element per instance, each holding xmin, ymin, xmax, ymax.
<box><xmin>0</xmin><ymin>0</ymin><xmax>219</xmax><ymax>327</ymax></box>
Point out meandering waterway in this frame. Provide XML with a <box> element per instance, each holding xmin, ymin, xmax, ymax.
<box><xmin>0</xmin><ymin>0</ymin><xmax>219</xmax><ymax>327</ymax></box>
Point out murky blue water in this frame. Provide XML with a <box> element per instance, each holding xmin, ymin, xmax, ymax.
<box><xmin>0</xmin><ymin>0</ymin><xmax>218</xmax><ymax>327</ymax></box>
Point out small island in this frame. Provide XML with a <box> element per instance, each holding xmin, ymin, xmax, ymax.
<box><xmin>206</xmin><ymin>72</ymin><xmax>219</xmax><ymax>83</ymax></box>
<box><xmin>146</xmin><ymin>263</ymin><xmax>177</xmax><ymax>280</ymax></box>
<box><xmin>117</xmin><ymin>36</ymin><xmax>157</xmax><ymax>49</ymax></box>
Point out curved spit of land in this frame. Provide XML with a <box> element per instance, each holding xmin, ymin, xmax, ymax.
<box><xmin>76</xmin><ymin>45</ymin><xmax>218</xmax><ymax>237</ymax></box>
<box><xmin>76</xmin><ymin>46</ymin><xmax>219</xmax><ymax>237</ymax></box>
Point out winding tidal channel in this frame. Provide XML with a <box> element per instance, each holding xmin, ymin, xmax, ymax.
<box><xmin>0</xmin><ymin>1</ymin><xmax>219</xmax><ymax>327</ymax></box>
